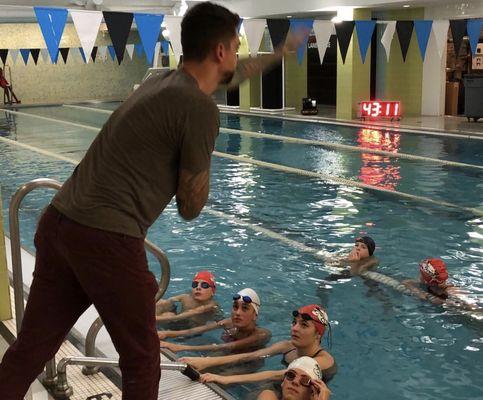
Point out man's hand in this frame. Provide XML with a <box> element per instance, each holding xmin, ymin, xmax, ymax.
<box><xmin>348</xmin><ymin>248</ymin><xmax>360</xmax><ymax>261</ymax></box>
<box><xmin>199</xmin><ymin>373</ymin><xmax>230</xmax><ymax>385</ymax></box>
<box><xmin>275</xmin><ymin>28</ymin><xmax>311</xmax><ymax>57</ymax></box>
<box><xmin>159</xmin><ymin>341</ymin><xmax>187</xmax><ymax>353</ymax></box>
<box><xmin>178</xmin><ymin>356</ymin><xmax>210</xmax><ymax>371</ymax></box>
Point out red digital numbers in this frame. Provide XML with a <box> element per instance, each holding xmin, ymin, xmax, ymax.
<box><xmin>360</xmin><ymin>101</ymin><xmax>401</xmax><ymax>119</ymax></box>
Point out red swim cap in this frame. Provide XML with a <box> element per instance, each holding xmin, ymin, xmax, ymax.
<box><xmin>419</xmin><ymin>258</ymin><xmax>448</xmax><ymax>285</ymax></box>
<box><xmin>293</xmin><ymin>305</ymin><xmax>329</xmax><ymax>335</ymax></box>
<box><xmin>193</xmin><ymin>270</ymin><xmax>216</xmax><ymax>292</ymax></box>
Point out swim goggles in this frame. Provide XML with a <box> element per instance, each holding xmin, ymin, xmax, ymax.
<box><xmin>284</xmin><ymin>370</ymin><xmax>311</xmax><ymax>387</ymax></box>
<box><xmin>192</xmin><ymin>281</ymin><xmax>212</xmax><ymax>289</ymax></box>
<box><xmin>233</xmin><ymin>294</ymin><xmax>260</xmax><ymax>306</ymax></box>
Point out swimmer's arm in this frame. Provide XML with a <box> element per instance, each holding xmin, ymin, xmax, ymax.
<box><xmin>401</xmin><ymin>280</ymin><xmax>445</xmax><ymax>305</ymax></box>
<box><xmin>156</xmin><ymin>304</ymin><xmax>218</xmax><ymax>323</ymax></box>
<box><xmin>176</xmin><ymin>168</ymin><xmax>209</xmax><ymax>221</ymax></box>
<box><xmin>353</xmin><ymin>257</ymin><xmax>379</xmax><ymax>275</ymax></box>
<box><xmin>200</xmin><ymin>369</ymin><xmax>285</xmax><ymax>385</ymax></box>
<box><xmin>159</xmin><ymin>318</ymin><xmax>229</xmax><ymax>339</ymax></box>
<box><xmin>169</xmin><ymin>330</ymin><xmax>271</xmax><ymax>353</ymax></box>
<box><xmin>179</xmin><ymin>340</ymin><xmax>290</xmax><ymax>371</ymax></box>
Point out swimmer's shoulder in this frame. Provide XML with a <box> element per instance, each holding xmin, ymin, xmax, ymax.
<box><xmin>315</xmin><ymin>350</ymin><xmax>335</xmax><ymax>370</ymax></box>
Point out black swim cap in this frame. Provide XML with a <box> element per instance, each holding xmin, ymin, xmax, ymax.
<box><xmin>356</xmin><ymin>236</ymin><xmax>376</xmax><ymax>256</ymax></box>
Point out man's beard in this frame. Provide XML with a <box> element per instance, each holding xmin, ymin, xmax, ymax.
<box><xmin>219</xmin><ymin>69</ymin><xmax>235</xmax><ymax>85</ymax></box>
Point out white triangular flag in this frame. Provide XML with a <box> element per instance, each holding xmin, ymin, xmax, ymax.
<box><xmin>70</xmin><ymin>9</ymin><xmax>102</xmax><ymax>64</ymax></box>
<box><xmin>9</xmin><ymin>49</ymin><xmax>19</xmax><ymax>65</ymax></box>
<box><xmin>381</xmin><ymin>21</ymin><xmax>396</xmax><ymax>62</ymax></box>
<box><xmin>164</xmin><ymin>15</ymin><xmax>183</xmax><ymax>64</ymax></box>
<box><xmin>40</xmin><ymin>48</ymin><xmax>49</xmax><ymax>63</ymax></box>
<box><xmin>313</xmin><ymin>20</ymin><xmax>334</xmax><ymax>64</ymax></box>
<box><xmin>98</xmin><ymin>45</ymin><xmax>108</xmax><ymax>62</ymax></box>
<box><xmin>431</xmin><ymin>20</ymin><xmax>450</xmax><ymax>60</ymax></box>
<box><xmin>243</xmin><ymin>19</ymin><xmax>266</xmax><ymax>56</ymax></box>
<box><xmin>126</xmin><ymin>44</ymin><xmax>135</xmax><ymax>60</ymax></box>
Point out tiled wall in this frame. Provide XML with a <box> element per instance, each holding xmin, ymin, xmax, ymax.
<box><xmin>0</xmin><ymin>23</ymin><xmax>148</xmax><ymax>104</ymax></box>
<box><xmin>284</xmin><ymin>48</ymin><xmax>307</xmax><ymax>111</ymax></box>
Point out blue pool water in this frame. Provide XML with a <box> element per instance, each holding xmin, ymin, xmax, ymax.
<box><xmin>0</xmin><ymin>104</ymin><xmax>482</xmax><ymax>400</ymax></box>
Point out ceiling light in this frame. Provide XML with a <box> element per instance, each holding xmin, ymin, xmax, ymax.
<box><xmin>403</xmin><ymin>4</ymin><xmax>410</xmax><ymax>7</ymax></box>
<box><xmin>287</xmin><ymin>15</ymin><xmax>292</xmax><ymax>18</ymax></box>
<box><xmin>331</xmin><ymin>16</ymin><xmax>343</xmax><ymax>24</ymax></box>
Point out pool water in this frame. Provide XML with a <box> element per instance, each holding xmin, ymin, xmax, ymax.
<box><xmin>0</xmin><ymin>104</ymin><xmax>482</xmax><ymax>400</ymax></box>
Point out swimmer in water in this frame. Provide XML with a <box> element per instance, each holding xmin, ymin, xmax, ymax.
<box><xmin>186</xmin><ymin>304</ymin><xmax>337</xmax><ymax>386</ymax></box>
<box><xmin>159</xmin><ymin>288</ymin><xmax>271</xmax><ymax>354</ymax></box>
<box><xmin>156</xmin><ymin>270</ymin><xmax>219</xmax><ymax>325</ymax></box>
<box><xmin>257</xmin><ymin>357</ymin><xmax>331</xmax><ymax>400</ymax></box>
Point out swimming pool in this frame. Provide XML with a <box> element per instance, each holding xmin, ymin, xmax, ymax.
<box><xmin>0</xmin><ymin>104</ymin><xmax>482</xmax><ymax>400</ymax></box>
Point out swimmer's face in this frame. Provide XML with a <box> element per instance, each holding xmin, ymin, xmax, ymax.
<box><xmin>291</xmin><ymin>316</ymin><xmax>320</xmax><ymax>348</ymax></box>
<box><xmin>281</xmin><ymin>368</ymin><xmax>312</xmax><ymax>400</ymax></box>
<box><xmin>231</xmin><ymin>300</ymin><xmax>256</xmax><ymax>328</ymax></box>
<box><xmin>354</xmin><ymin>241</ymin><xmax>370</xmax><ymax>259</ymax></box>
<box><xmin>191</xmin><ymin>280</ymin><xmax>214</xmax><ymax>301</ymax></box>
<box><xmin>217</xmin><ymin>33</ymin><xmax>240</xmax><ymax>85</ymax></box>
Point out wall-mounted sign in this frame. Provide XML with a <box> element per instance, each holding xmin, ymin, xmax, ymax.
<box><xmin>360</xmin><ymin>101</ymin><xmax>401</xmax><ymax>120</ymax></box>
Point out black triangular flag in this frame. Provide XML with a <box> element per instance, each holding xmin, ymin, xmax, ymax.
<box><xmin>267</xmin><ymin>19</ymin><xmax>290</xmax><ymax>49</ymax></box>
<box><xmin>396</xmin><ymin>21</ymin><xmax>414</xmax><ymax>62</ymax></box>
<box><xmin>0</xmin><ymin>49</ymin><xmax>8</xmax><ymax>65</ymax></box>
<box><xmin>450</xmin><ymin>19</ymin><xmax>467</xmax><ymax>57</ymax></box>
<box><xmin>30</xmin><ymin>49</ymin><xmax>40</xmax><ymax>65</ymax></box>
<box><xmin>335</xmin><ymin>21</ymin><xmax>355</xmax><ymax>64</ymax></box>
<box><xmin>103</xmin><ymin>11</ymin><xmax>133</xmax><ymax>64</ymax></box>
<box><xmin>91</xmin><ymin>46</ymin><xmax>98</xmax><ymax>62</ymax></box>
<box><xmin>59</xmin><ymin>48</ymin><xmax>69</xmax><ymax>64</ymax></box>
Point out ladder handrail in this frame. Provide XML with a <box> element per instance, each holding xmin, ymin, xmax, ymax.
<box><xmin>8</xmin><ymin>178</ymin><xmax>171</xmax><ymax>387</ymax></box>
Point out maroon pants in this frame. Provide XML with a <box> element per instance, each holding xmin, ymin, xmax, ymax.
<box><xmin>0</xmin><ymin>206</ymin><xmax>160</xmax><ymax>399</ymax></box>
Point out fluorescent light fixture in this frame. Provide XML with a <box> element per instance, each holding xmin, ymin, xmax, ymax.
<box><xmin>287</xmin><ymin>15</ymin><xmax>292</xmax><ymax>18</ymax></box>
<box><xmin>403</xmin><ymin>4</ymin><xmax>410</xmax><ymax>7</ymax></box>
<box><xmin>331</xmin><ymin>16</ymin><xmax>343</xmax><ymax>23</ymax></box>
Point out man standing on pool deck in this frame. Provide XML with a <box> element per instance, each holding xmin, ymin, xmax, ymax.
<box><xmin>0</xmin><ymin>3</ymin><xmax>302</xmax><ymax>399</ymax></box>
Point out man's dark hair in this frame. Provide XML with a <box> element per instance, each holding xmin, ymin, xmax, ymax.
<box><xmin>181</xmin><ymin>2</ymin><xmax>240</xmax><ymax>62</ymax></box>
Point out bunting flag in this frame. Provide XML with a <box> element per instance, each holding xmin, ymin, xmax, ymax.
<box><xmin>432</xmin><ymin>20</ymin><xmax>449</xmax><ymax>59</ymax></box>
<box><xmin>98</xmin><ymin>45</ymin><xmax>108</xmax><ymax>62</ymax></box>
<box><xmin>396</xmin><ymin>21</ymin><xmax>414</xmax><ymax>62</ymax></box>
<box><xmin>290</xmin><ymin>19</ymin><xmax>314</xmax><ymax>64</ymax></box>
<box><xmin>355</xmin><ymin>20</ymin><xmax>376</xmax><ymax>63</ymax></box>
<box><xmin>135</xmin><ymin>42</ymin><xmax>144</xmax><ymax>57</ymax></box>
<box><xmin>161</xmin><ymin>40</ymin><xmax>170</xmax><ymax>55</ymax></box>
<box><xmin>78</xmin><ymin>47</ymin><xmax>87</xmax><ymax>63</ymax></box>
<box><xmin>243</xmin><ymin>19</ymin><xmax>266</xmax><ymax>57</ymax></box>
<box><xmin>10</xmin><ymin>49</ymin><xmax>19</xmax><ymax>65</ymax></box>
<box><xmin>267</xmin><ymin>19</ymin><xmax>290</xmax><ymax>49</ymax></box>
<box><xmin>126</xmin><ymin>44</ymin><xmax>135</xmax><ymax>60</ymax></box>
<box><xmin>381</xmin><ymin>21</ymin><xmax>396</xmax><ymax>62</ymax></box>
<box><xmin>467</xmin><ymin>19</ymin><xmax>483</xmax><ymax>56</ymax></box>
<box><xmin>108</xmin><ymin>45</ymin><xmax>116</xmax><ymax>61</ymax></box>
<box><xmin>134</xmin><ymin>13</ymin><xmax>164</xmax><ymax>65</ymax></box>
<box><xmin>34</xmin><ymin>7</ymin><xmax>68</xmax><ymax>63</ymax></box>
<box><xmin>335</xmin><ymin>21</ymin><xmax>355</xmax><ymax>64</ymax></box>
<box><xmin>0</xmin><ymin>49</ymin><xmax>8</xmax><ymax>65</ymax></box>
<box><xmin>40</xmin><ymin>48</ymin><xmax>49</xmax><ymax>63</ymax></box>
<box><xmin>164</xmin><ymin>16</ymin><xmax>183</xmax><ymax>63</ymax></box>
<box><xmin>449</xmin><ymin>19</ymin><xmax>467</xmax><ymax>57</ymax></box>
<box><xmin>91</xmin><ymin>46</ymin><xmax>98</xmax><ymax>62</ymax></box>
<box><xmin>312</xmin><ymin>21</ymin><xmax>334</xmax><ymax>64</ymax></box>
<box><xmin>70</xmin><ymin>10</ymin><xmax>103</xmax><ymax>64</ymax></box>
<box><xmin>414</xmin><ymin>20</ymin><xmax>433</xmax><ymax>61</ymax></box>
<box><xmin>59</xmin><ymin>48</ymin><xmax>69</xmax><ymax>64</ymax></box>
<box><xmin>153</xmin><ymin>41</ymin><xmax>161</xmax><ymax>66</ymax></box>
<box><xmin>20</xmin><ymin>49</ymin><xmax>30</xmax><ymax>65</ymax></box>
<box><xmin>30</xmin><ymin>49</ymin><xmax>41</xmax><ymax>65</ymax></box>
<box><xmin>103</xmin><ymin>11</ymin><xmax>133</xmax><ymax>64</ymax></box>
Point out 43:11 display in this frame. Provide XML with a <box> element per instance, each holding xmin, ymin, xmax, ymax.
<box><xmin>360</xmin><ymin>101</ymin><xmax>401</xmax><ymax>119</ymax></box>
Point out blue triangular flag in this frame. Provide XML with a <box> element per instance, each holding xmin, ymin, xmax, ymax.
<box><xmin>135</xmin><ymin>43</ymin><xmax>144</xmax><ymax>57</ymax></box>
<box><xmin>34</xmin><ymin>7</ymin><xmax>68</xmax><ymax>63</ymax></box>
<box><xmin>20</xmin><ymin>49</ymin><xmax>30</xmax><ymax>65</ymax></box>
<box><xmin>161</xmin><ymin>40</ymin><xmax>170</xmax><ymax>55</ymax></box>
<box><xmin>134</xmin><ymin>13</ymin><xmax>164</xmax><ymax>65</ymax></box>
<box><xmin>289</xmin><ymin>19</ymin><xmax>314</xmax><ymax>64</ymax></box>
<box><xmin>108</xmin><ymin>45</ymin><xmax>116</xmax><ymax>61</ymax></box>
<box><xmin>414</xmin><ymin>20</ymin><xmax>433</xmax><ymax>61</ymax></box>
<box><xmin>78</xmin><ymin>47</ymin><xmax>87</xmax><ymax>63</ymax></box>
<box><xmin>237</xmin><ymin>18</ymin><xmax>243</xmax><ymax>33</ymax></box>
<box><xmin>355</xmin><ymin>20</ymin><xmax>376</xmax><ymax>63</ymax></box>
<box><xmin>467</xmin><ymin>19</ymin><xmax>482</xmax><ymax>56</ymax></box>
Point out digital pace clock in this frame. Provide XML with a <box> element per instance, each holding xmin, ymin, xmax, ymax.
<box><xmin>360</xmin><ymin>101</ymin><xmax>401</xmax><ymax>120</ymax></box>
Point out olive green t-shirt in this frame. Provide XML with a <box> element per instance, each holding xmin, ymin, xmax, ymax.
<box><xmin>52</xmin><ymin>69</ymin><xmax>219</xmax><ymax>238</ymax></box>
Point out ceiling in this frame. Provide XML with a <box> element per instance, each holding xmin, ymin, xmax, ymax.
<box><xmin>0</xmin><ymin>0</ymin><xmax>480</xmax><ymax>22</ymax></box>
